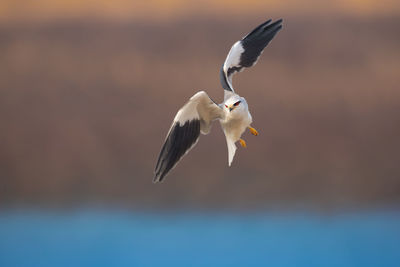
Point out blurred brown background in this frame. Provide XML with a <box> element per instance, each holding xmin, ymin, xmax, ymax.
<box><xmin>1</xmin><ymin>0</ymin><xmax>399</xmax><ymax>210</ymax></box>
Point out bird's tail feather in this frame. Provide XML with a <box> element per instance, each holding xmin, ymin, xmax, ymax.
<box><xmin>226</xmin><ymin>137</ymin><xmax>237</xmax><ymax>166</ymax></box>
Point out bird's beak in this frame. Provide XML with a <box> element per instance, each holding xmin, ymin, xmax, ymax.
<box><xmin>229</xmin><ymin>105</ymin><xmax>234</xmax><ymax>112</ymax></box>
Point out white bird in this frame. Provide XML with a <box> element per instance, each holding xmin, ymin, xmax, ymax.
<box><xmin>154</xmin><ymin>19</ymin><xmax>283</xmax><ymax>182</ymax></box>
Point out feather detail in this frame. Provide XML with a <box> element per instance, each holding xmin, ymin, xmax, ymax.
<box><xmin>226</xmin><ymin>137</ymin><xmax>237</xmax><ymax>166</ymax></box>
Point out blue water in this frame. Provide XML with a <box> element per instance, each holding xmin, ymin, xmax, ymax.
<box><xmin>0</xmin><ymin>210</ymin><xmax>399</xmax><ymax>267</ymax></box>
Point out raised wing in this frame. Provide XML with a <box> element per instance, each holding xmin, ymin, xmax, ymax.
<box><xmin>154</xmin><ymin>91</ymin><xmax>223</xmax><ymax>183</ymax></box>
<box><xmin>220</xmin><ymin>19</ymin><xmax>283</xmax><ymax>93</ymax></box>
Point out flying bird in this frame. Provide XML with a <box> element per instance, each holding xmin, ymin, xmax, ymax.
<box><xmin>154</xmin><ymin>19</ymin><xmax>283</xmax><ymax>182</ymax></box>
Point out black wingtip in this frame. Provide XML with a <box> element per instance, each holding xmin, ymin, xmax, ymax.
<box><xmin>262</xmin><ymin>19</ymin><xmax>283</xmax><ymax>32</ymax></box>
<box><xmin>153</xmin><ymin>157</ymin><xmax>167</xmax><ymax>183</ymax></box>
<box><xmin>153</xmin><ymin>169</ymin><xmax>167</xmax><ymax>183</ymax></box>
<box><xmin>243</xmin><ymin>18</ymin><xmax>283</xmax><ymax>40</ymax></box>
<box><xmin>153</xmin><ymin>175</ymin><xmax>162</xmax><ymax>183</ymax></box>
<box><xmin>244</xmin><ymin>19</ymin><xmax>272</xmax><ymax>38</ymax></box>
<box><xmin>153</xmin><ymin>119</ymin><xmax>201</xmax><ymax>183</ymax></box>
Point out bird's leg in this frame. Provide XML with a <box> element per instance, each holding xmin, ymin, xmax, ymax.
<box><xmin>239</xmin><ymin>138</ymin><xmax>247</xmax><ymax>148</ymax></box>
<box><xmin>248</xmin><ymin>126</ymin><xmax>259</xmax><ymax>136</ymax></box>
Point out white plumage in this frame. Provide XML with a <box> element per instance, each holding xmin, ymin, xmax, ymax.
<box><xmin>154</xmin><ymin>19</ymin><xmax>283</xmax><ymax>182</ymax></box>
<box><xmin>223</xmin><ymin>41</ymin><xmax>245</xmax><ymax>91</ymax></box>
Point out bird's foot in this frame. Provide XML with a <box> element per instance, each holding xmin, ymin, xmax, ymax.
<box><xmin>249</xmin><ymin>126</ymin><xmax>259</xmax><ymax>136</ymax></box>
<box><xmin>239</xmin><ymin>138</ymin><xmax>247</xmax><ymax>148</ymax></box>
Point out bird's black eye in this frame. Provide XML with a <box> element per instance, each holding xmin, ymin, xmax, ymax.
<box><xmin>234</xmin><ymin>101</ymin><xmax>241</xmax><ymax>106</ymax></box>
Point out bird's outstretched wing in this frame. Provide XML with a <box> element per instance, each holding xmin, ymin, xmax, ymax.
<box><xmin>154</xmin><ymin>91</ymin><xmax>223</xmax><ymax>182</ymax></box>
<box><xmin>220</xmin><ymin>19</ymin><xmax>283</xmax><ymax>94</ymax></box>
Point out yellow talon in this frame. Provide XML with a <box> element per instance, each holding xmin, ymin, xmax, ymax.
<box><xmin>249</xmin><ymin>126</ymin><xmax>259</xmax><ymax>136</ymax></box>
<box><xmin>239</xmin><ymin>138</ymin><xmax>247</xmax><ymax>148</ymax></box>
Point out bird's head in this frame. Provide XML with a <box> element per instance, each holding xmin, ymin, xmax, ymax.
<box><xmin>224</xmin><ymin>96</ymin><xmax>247</xmax><ymax>113</ymax></box>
